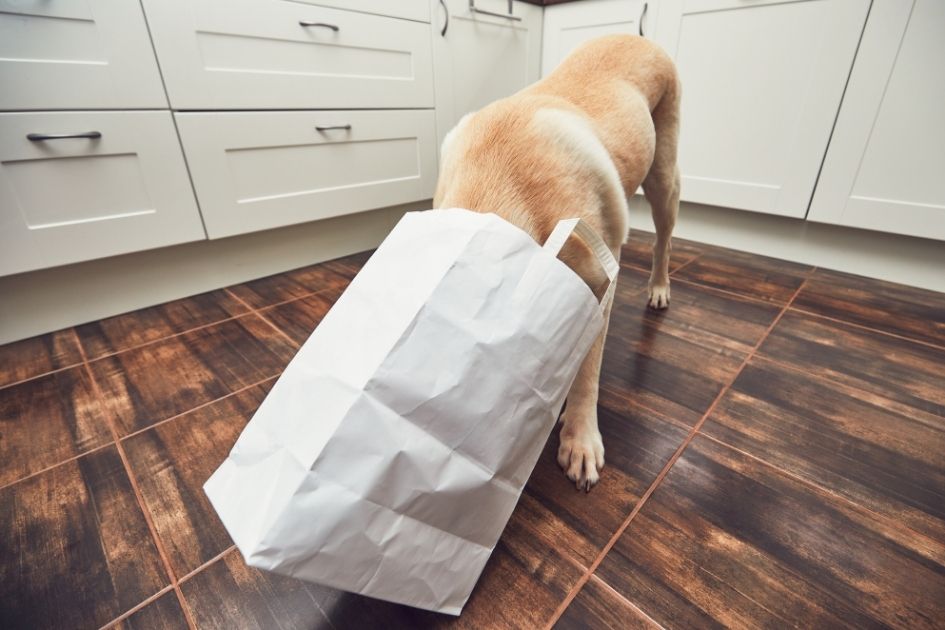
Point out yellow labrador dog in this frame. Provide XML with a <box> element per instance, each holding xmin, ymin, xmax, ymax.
<box><xmin>433</xmin><ymin>35</ymin><xmax>681</xmax><ymax>491</ymax></box>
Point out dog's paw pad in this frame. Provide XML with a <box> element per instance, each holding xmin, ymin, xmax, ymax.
<box><xmin>647</xmin><ymin>283</ymin><xmax>671</xmax><ymax>309</ymax></box>
<box><xmin>557</xmin><ymin>429</ymin><xmax>605</xmax><ymax>492</ymax></box>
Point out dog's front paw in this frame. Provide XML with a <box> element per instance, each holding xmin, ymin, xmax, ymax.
<box><xmin>647</xmin><ymin>281</ymin><xmax>671</xmax><ymax>309</ymax></box>
<box><xmin>557</xmin><ymin>426</ymin><xmax>605</xmax><ymax>492</ymax></box>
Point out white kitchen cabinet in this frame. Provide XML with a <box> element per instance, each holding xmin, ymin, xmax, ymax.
<box><xmin>0</xmin><ymin>0</ymin><xmax>167</xmax><ymax>110</ymax></box>
<box><xmin>432</xmin><ymin>0</ymin><xmax>543</xmax><ymax>148</ymax></box>
<box><xmin>0</xmin><ymin>112</ymin><xmax>205</xmax><ymax>276</ymax></box>
<box><xmin>651</xmin><ymin>0</ymin><xmax>870</xmax><ymax>218</ymax></box>
<box><xmin>808</xmin><ymin>0</ymin><xmax>945</xmax><ymax>241</ymax></box>
<box><xmin>141</xmin><ymin>0</ymin><xmax>434</xmax><ymax>110</ymax></box>
<box><xmin>292</xmin><ymin>0</ymin><xmax>431</xmax><ymax>23</ymax></box>
<box><xmin>176</xmin><ymin>110</ymin><xmax>438</xmax><ymax>239</ymax></box>
<box><xmin>541</xmin><ymin>0</ymin><xmax>648</xmax><ymax>77</ymax></box>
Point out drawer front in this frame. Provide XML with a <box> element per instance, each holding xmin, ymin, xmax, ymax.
<box><xmin>143</xmin><ymin>0</ymin><xmax>435</xmax><ymax>109</ymax></box>
<box><xmin>292</xmin><ymin>0</ymin><xmax>430</xmax><ymax>23</ymax></box>
<box><xmin>176</xmin><ymin>110</ymin><xmax>438</xmax><ymax>238</ymax></box>
<box><xmin>0</xmin><ymin>0</ymin><xmax>167</xmax><ymax>110</ymax></box>
<box><xmin>0</xmin><ymin>112</ymin><xmax>205</xmax><ymax>276</ymax></box>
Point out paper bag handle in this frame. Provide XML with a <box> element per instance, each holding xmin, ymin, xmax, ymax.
<box><xmin>542</xmin><ymin>218</ymin><xmax>619</xmax><ymax>312</ymax></box>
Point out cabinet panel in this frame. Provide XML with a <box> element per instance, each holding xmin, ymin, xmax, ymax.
<box><xmin>808</xmin><ymin>0</ymin><xmax>945</xmax><ymax>241</ymax></box>
<box><xmin>0</xmin><ymin>0</ymin><xmax>167</xmax><ymax>110</ymax></box>
<box><xmin>292</xmin><ymin>0</ymin><xmax>430</xmax><ymax>23</ymax></box>
<box><xmin>176</xmin><ymin>110</ymin><xmax>438</xmax><ymax>238</ymax></box>
<box><xmin>142</xmin><ymin>0</ymin><xmax>434</xmax><ymax>109</ymax></box>
<box><xmin>652</xmin><ymin>0</ymin><xmax>869</xmax><ymax>217</ymax></box>
<box><xmin>541</xmin><ymin>0</ymin><xmax>646</xmax><ymax>77</ymax></box>
<box><xmin>432</xmin><ymin>0</ymin><xmax>543</xmax><ymax>149</ymax></box>
<box><xmin>0</xmin><ymin>112</ymin><xmax>205</xmax><ymax>276</ymax></box>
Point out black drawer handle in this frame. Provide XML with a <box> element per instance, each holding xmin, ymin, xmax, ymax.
<box><xmin>299</xmin><ymin>21</ymin><xmax>339</xmax><ymax>31</ymax></box>
<box><xmin>315</xmin><ymin>125</ymin><xmax>351</xmax><ymax>132</ymax></box>
<box><xmin>27</xmin><ymin>131</ymin><xmax>102</xmax><ymax>141</ymax></box>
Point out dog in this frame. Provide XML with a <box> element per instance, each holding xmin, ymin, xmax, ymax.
<box><xmin>432</xmin><ymin>35</ymin><xmax>681</xmax><ymax>491</ymax></box>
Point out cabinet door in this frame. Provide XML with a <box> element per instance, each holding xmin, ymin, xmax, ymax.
<box><xmin>0</xmin><ymin>0</ymin><xmax>167</xmax><ymax>110</ymax></box>
<box><xmin>432</xmin><ymin>0</ymin><xmax>543</xmax><ymax>148</ymax></box>
<box><xmin>652</xmin><ymin>0</ymin><xmax>869</xmax><ymax>217</ymax></box>
<box><xmin>808</xmin><ymin>0</ymin><xmax>945</xmax><ymax>241</ymax></box>
<box><xmin>0</xmin><ymin>112</ymin><xmax>204</xmax><ymax>276</ymax></box>
<box><xmin>541</xmin><ymin>0</ymin><xmax>646</xmax><ymax>77</ymax></box>
<box><xmin>293</xmin><ymin>0</ymin><xmax>431</xmax><ymax>23</ymax></box>
<box><xmin>176</xmin><ymin>110</ymin><xmax>438</xmax><ymax>239</ymax></box>
<box><xmin>142</xmin><ymin>0</ymin><xmax>434</xmax><ymax>109</ymax></box>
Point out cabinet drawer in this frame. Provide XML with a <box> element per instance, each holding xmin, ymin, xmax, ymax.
<box><xmin>142</xmin><ymin>0</ymin><xmax>435</xmax><ymax>109</ymax></box>
<box><xmin>0</xmin><ymin>112</ymin><xmax>205</xmax><ymax>276</ymax></box>
<box><xmin>176</xmin><ymin>110</ymin><xmax>438</xmax><ymax>238</ymax></box>
<box><xmin>292</xmin><ymin>0</ymin><xmax>430</xmax><ymax>23</ymax></box>
<box><xmin>0</xmin><ymin>0</ymin><xmax>167</xmax><ymax>110</ymax></box>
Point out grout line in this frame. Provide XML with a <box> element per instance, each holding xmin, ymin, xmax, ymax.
<box><xmin>544</xmin><ymin>269</ymin><xmax>816</xmax><ymax>628</ymax></box>
<box><xmin>789</xmin><ymin>305</ymin><xmax>945</xmax><ymax>352</ymax></box>
<box><xmin>225</xmin><ymin>288</ymin><xmax>300</xmax><ymax>348</ymax></box>
<box><xmin>0</xmin><ymin>443</ymin><xmax>113</xmax><ymax>493</ymax></box>
<box><xmin>96</xmin><ymin>584</ymin><xmax>176</xmax><ymax>630</ymax></box>
<box><xmin>668</xmin><ymin>276</ymin><xmax>793</xmax><ymax>307</ymax></box>
<box><xmin>590</xmin><ymin>574</ymin><xmax>666</xmax><ymax>630</ymax></box>
<box><xmin>666</xmin><ymin>251</ymin><xmax>704</xmax><ymax>276</ymax></box>
<box><xmin>178</xmin><ymin>545</ymin><xmax>238</xmax><ymax>585</ymax></box>
<box><xmin>73</xmin><ymin>330</ymin><xmax>198</xmax><ymax>630</ymax></box>
<box><xmin>119</xmin><ymin>375</ymin><xmax>279</xmax><ymax>443</ymax></box>
<box><xmin>0</xmin><ymin>360</ymin><xmax>86</xmax><ymax>392</ymax></box>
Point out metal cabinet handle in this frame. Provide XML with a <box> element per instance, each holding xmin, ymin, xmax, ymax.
<box><xmin>439</xmin><ymin>0</ymin><xmax>450</xmax><ymax>36</ymax></box>
<box><xmin>299</xmin><ymin>21</ymin><xmax>339</xmax><ymax>31</ymax></box>
<box><xmin>639</xmin><ymin>2</ymin><xmax>648</xmax><ymax>36</ymax></box>
<box><xmin>27</xmin><ymin>131</ymin><xmax>102</xmax><ymax>141</ymax></box>
<box><xmin>315</xmin><ymin>125</ymin><xmax>351</xmax><ymax>131</ymax></box>
<box><xmin>469</xmin><ymin>0</ymin><xmax>521</xmax><ymax>22</ymax></box>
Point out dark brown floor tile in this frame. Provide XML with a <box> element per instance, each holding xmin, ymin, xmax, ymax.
<box><xmin>228</xmin><ymin>262</ymin><xmax>351</xmax><ymax>310</ymax></box>
<box><xmin>0</xmin><ymin>366</ymin><xmax>113</xmax><ymax>487</ymax></box>
<box><xmin>555</xmin><ymin>575</ymin><xmax>659</xmax><ymax>629</ymax></box>
<box><xmin>123</xmin><ymin>384</ymin><xmax>271</xmax><ymax>577</ymax></box>
<box><xmin>672</xmin><ymin>247</ymin><xmax>812</xmax><ymax>303</ymax></box>
<box><xmin>0</xmin><ymin>328</ymin><xmax>83</xmax><ymax>388</ymax></box>
<box><xmin>110</xmin><ymin>591</ymin><xmax>189</xmax><ymax>630</ymax></box>
<box><xmin>0</xmin><ymin>446</ymin><xmax>168</xmax><ymax>630</ymax></box>
<box><xmin>320</xmin><ymin>249</ymin><xmax>375</xmax><ymax>280</ymax></box>
<box><xmin>612</xmin><ymin>265</ymin><xmax>651</xmax><ymax>308</ymax></box>
<box><xmin>524</xmin><ymin>406</ymin><xmax>688</xmax><ymax>565</ymax></box>
<box><xmin>793</xmin><ymin>267</ymin><xmax>945</xmax><ymax>347</ymax></box>
<box><xmin>181</xmin><ymin>550</ymin><xmax>331</xmax><ymax>630</ymax></box>
<box><xmin>759</xmin><ymin>310</ymin><xmax>945</xmax><ymax>417</ymax></box>
<box><xmin>620</xmin><ymin>230</ymin><xmax>704</xmax><ymax>273</ymax></box>
<box><xmin>706</xmin><ymin>358</ymin><xmax>945</xmax><ymax>543</ymax></box>
<box><xmin>259</xmin><ymin>288</ymin><xmax>343</xmax><ymax>347</ymax></box>
<box><xmin>600</xmin><ymin>282</ymin><xmax>780</xmax><ymax>425</ymax></box>
<box><xmin>89</xmin><ymin>316</ymin><xmax>295</xmax><ymax>436</ymax></box>
<box><xmin>76</xmin><ymin>290</ymin><xmax>249</xmax><ymax>360</ymax></box>
<box><xmin>597</xmin><ymin>436</ymin><xmax>945</xmax><ymax>629</ymax></box>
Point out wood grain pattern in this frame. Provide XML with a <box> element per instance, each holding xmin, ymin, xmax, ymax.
<box><xmin>0</xmin><ymin>446</ymin><xmax>168</xmax><ymax>630</ymax></box>
<box><xmin>619</xmin><ymin>230</ymin><xmax>704</xmax><ymax>273</ymax></box>
<box><xmin>228</xmin><ymin>262</ymin><xmax>351</xmax><ymax>309</ymax></box>
<box><xmin>673</xmin><ymin>248</ymin><xmax>812</xmax><ymax>303</ymax></box>
<box><xmin>123</xmin><ymin>384</ymin><xmax>271</xmax><ymax>577</ymax></box>
<box><xmin>0</xmin><ymin>328</ymin><xmax>82</xmax><ymax>388</ymax></box>
<box><xmin>523</xmin><ymin>406</ymin><xmax>688</xmax><ymax>565</ymax></box>
<box><xmin>704</xmin><ymin>358</ymin><xmax>945</xmax><ymax>543</ymax></box>
<box><xmin>600</xmin><ymin>280</ymin><xmax>780</xmax><ymax>425</ymax></box>
<box><xmin>76</xmin><ymin>289</ymin><xmax>249</xmax><ymax>360</ymax></box>
<box><xmin>320</xmin><ymin>249</ymin><xmax>375</xmax><ymax>280</ymax></box>
<box><xmin>0</xmin><ymin>366</ymin><xmax>113</xmax><ymax>487</ymax></box>
<box><xmin>110</xmin><ymin>591</ymin><xmax>189</xmax><ymax>630</ymax></box>
<box><xmin>612</xmin><ymin>265</ymin><xmax>651</xmax><ymax>308</ymax></box>
<box><xmin>794</xmin><ymin>267</ymin><xmax>945</xmax><ymax>347</ymax></box>
<box><xmin>594</xmin><ymin>436</ymin><xmax>945</xmax><ymax>629</ymax></box>
<box><xmin>89</xmin><ymin>315</ymin><xmax>295</xmax><ymax>436</ymax></box>
<box><xmin>759</xmin><ymin>310</ymin><xmax>945</xmax><ymax>417</ymax></box>
<box><xmin>258</xmin><ymin>288</ymin><xmax>343</xmax><ymax>347</ymax></box>
<box><xmin>554</xmin><ymin>575</ymin><xmax>659</xmax><ymax>630</ymax></box>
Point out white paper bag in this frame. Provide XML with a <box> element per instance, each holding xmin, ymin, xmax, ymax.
<box><xmin>204</xmin><ymin>208</ymin><xmax>618</xmax><ymax>615</ymax></box>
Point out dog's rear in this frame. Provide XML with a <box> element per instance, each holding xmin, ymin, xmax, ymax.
<box><xmin>434</xmin><ymin>35</ymin><xmax>680</xmax><ymax>489</ymax></box>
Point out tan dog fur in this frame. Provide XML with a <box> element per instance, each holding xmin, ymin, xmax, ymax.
<box><xmin>433</xmin><ymin>35</ymin><xmax>681</xmax><ymax>490</ymax></box>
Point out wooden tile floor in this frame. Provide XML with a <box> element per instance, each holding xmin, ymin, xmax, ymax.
<box><xmin>2</xmin><ymin>232</ymin><xmax>944</xmax><ymax>629</ymax></box>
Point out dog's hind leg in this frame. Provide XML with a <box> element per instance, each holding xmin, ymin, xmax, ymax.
<box><xmin>641</xmin><ymin>76</ymin><xmax>681</xmax><ymax>309</ymax></box>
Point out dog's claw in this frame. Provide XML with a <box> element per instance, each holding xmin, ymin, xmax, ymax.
<box><xmin>647</xmin><ymin>283</ymin><xmax>671</xmax><ymax>309</ymax></box>
<box><xmin>558</xmin><ymin>427</ymin><xmax>604</xmax><ymax>492</ymax></box>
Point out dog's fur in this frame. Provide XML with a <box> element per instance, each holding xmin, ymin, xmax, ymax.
<box><xmin>433</xmin><ymin>35</ymin><xmax>681</xmax><ymax>490</ymax></box>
